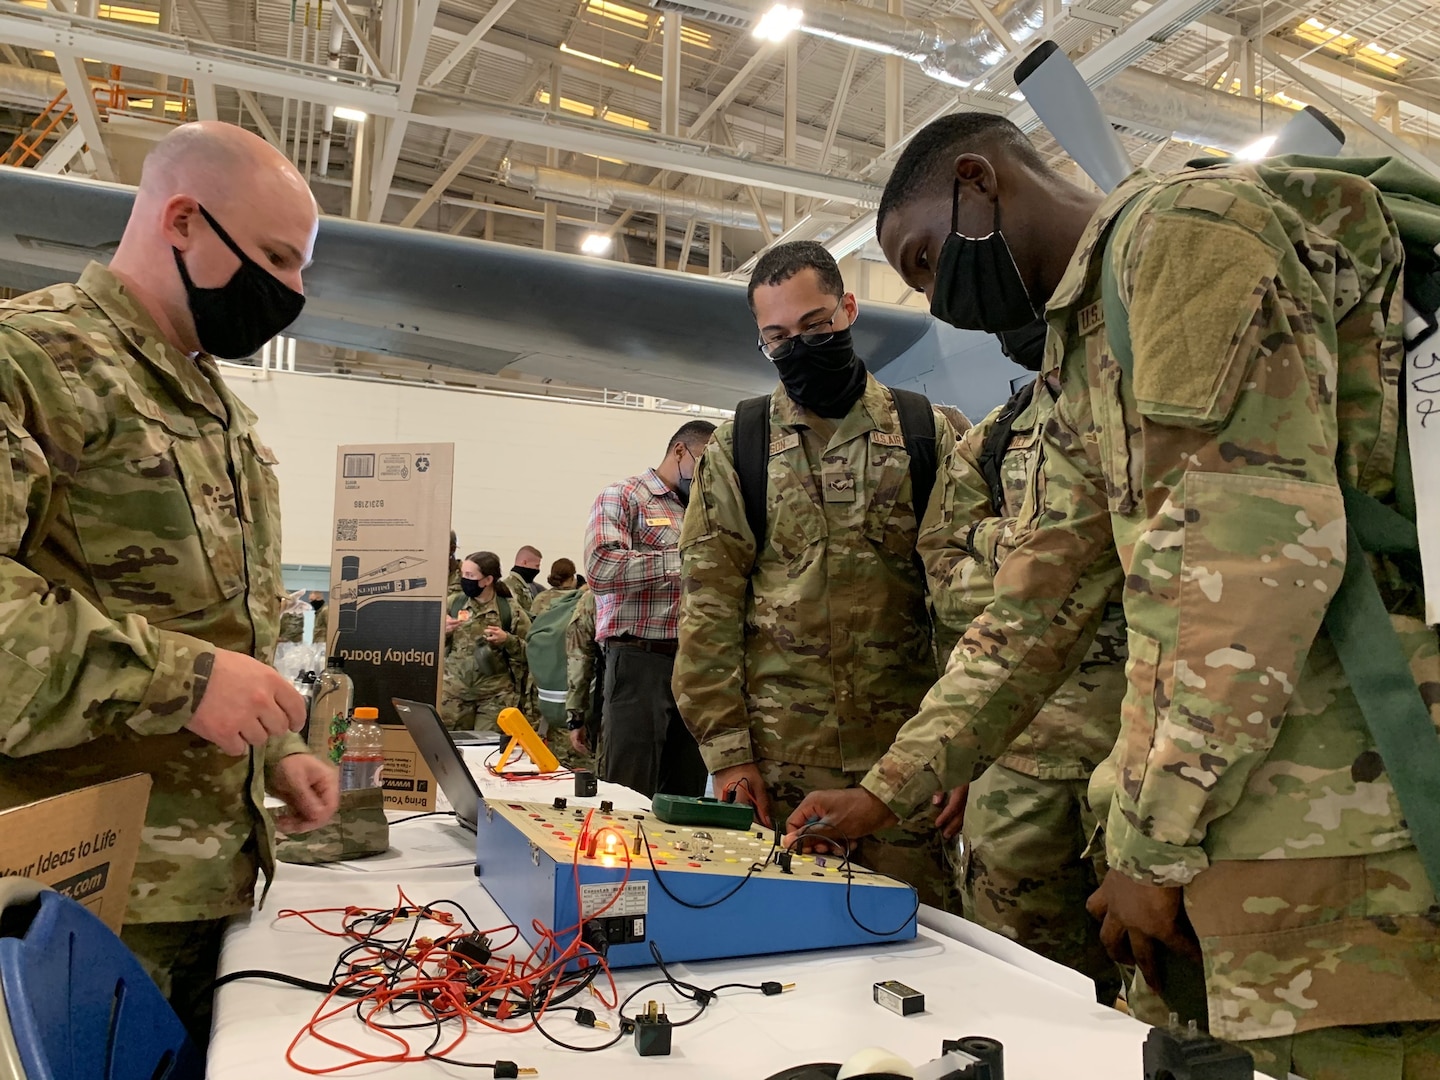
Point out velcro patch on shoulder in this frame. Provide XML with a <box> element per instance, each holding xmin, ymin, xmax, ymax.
<box><xmin>1173</xmin><ymin>183</ymin><xmax>1270</xmax><ymax>233</ymax></box>
<box><xmin>1128</xmin><ymin>215</ymin><xmax>1279</xmax><ymax>426</ymax></box>
<box><xmin>870</xmin><ymin>431</ymin><xmax>906</xmax><ymax>447</ymax></box>
<box><xmin>769</xmin><ymin>432</ymin><xmax>800</xmax><ymax>456</ymax></box>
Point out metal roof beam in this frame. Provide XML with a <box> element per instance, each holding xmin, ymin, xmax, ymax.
<box><xmin>54</xmin><ymin>51</ymin><xmax>114</xmax><ymax>179</ymax></box>
<box><xmin>0</xmin><ymin>4</ymin><xmax>879</xmax><ymax>203</ymax></box>
<box><xmin>174</xmin><ymin>0</ymin><xmax>284</xmax><ymax>142</ymax></box>
<box><xmin>329</xmin><ymin>0</ymin><xmax>389</xmax><ymax>78</ymax></box>
<box><xmin>1261</xmin><ymin>45</ymin><xmax>1440</xmax><ymax>180</ymax></box>
<box><xmin>423</xmin><ymin>0</ymin><xmax>517</xmax><ymax>89</ymax></box>
<box><xmin>0</xmin><ymin>4</ymin><xmax>402</xmax><ymax>112</ymax></box>
<box><xmin>368</xmin><ymin>0</ymin><xmax>442</xmax><ymax>220</ymax></box>
<box><xmin>684</xmin><ymin>42</ymin><xmax>776</xmax><ymax>138</ymax></box>
<box><xmin>411</xmin><ymin>98</ymin><xmax>881</xmax><ymax>203</ymax></box>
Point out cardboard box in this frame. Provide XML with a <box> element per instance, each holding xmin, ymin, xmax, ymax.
<box><xmin>330</xmin><ymin>443</ymin><xmax>453</xmax><ymax>810</ymax></box>
<box><xmin>379</xmin><ymin>725</ymin><xmax>438</xmax><ymax>812</ymax></box>
<box><xmin>0</xmin><ymin>774</ymin><xmax>152</xmax><ymax>932</ymax></box>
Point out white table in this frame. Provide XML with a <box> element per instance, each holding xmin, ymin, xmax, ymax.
<box><xmin>214</xmin><ymin>759</ymin><xmax>1150</xmax><ymax>1079</ymax></box>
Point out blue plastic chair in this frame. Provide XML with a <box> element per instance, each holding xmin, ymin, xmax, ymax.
<box><xmin>0</xmin><ymin>879</ymin><xmax>203</xmax><ymax>1080</ymax></box>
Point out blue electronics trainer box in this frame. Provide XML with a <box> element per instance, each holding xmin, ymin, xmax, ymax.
<box><xmin>474</xmin><ymin>799</ymin><xmax>917</xmax><ymax>968</ymax></box>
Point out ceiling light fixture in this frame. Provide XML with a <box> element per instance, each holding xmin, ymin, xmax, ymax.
<box><xmin>1235</xmin><ymin>134</ymin><xmax>1277</xmax><ymax>161</ymax></box>
<box><xmin>581</xmin><ymin>233</ymin><xmax>613</xmax><ymax>256</ymax></box>
<box><xmin>753</xmin><ymin>3</ymin><xmax>803</xmax><ymax>43</ymax></box>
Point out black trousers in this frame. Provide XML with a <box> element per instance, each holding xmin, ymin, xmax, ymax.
<box><xmin>600</xmin><ymin>644</ymin><xmax>706</xmax><ymax>798</ymax></box>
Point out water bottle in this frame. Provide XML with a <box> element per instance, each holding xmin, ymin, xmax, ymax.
<box><xmin>339</xmin><ymin>707</ymin><xmax>385</xmax><ymax>791</ymax></box>
<box><xmin>309</xmin><ymin>656</ymin><xmax>354</xmax><ymax>765</ymax></box>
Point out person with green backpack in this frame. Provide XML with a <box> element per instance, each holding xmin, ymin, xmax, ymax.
<box><xmin>441</xmin><ymin>550</ymin><xmax>531</xmax><ymax>733</ymax></box>
<box><xmin>788</xmin><ymin>111</ymin><xmax>1440</xmax><ymax>1079</ymax></box>
<box><xmin>526</xmin><ymin>558</ymin><xmax>591</xmax><ymax>770</ymax></box>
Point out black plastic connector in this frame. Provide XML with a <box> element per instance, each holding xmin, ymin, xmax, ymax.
<box><xmin>633</xmin><ymin>1001</ymin><xmax>672</xmax><ymax>1057</ymax></box>
<box><xmin>574</xmin><ymin>771</ymin><xmax>598</xmax><ymax>797</ymax></box>
<box><xmin>574</xmin><ymin>1007</ymin><xmax>610</xmax><ymax>1030</ymax></box>
<box><xmin>450</xmin><ymin>932</ymin><xmax>492</xmax><ymax>967</ymax></box>
<box><xmin>760</xmin><ymin>981</ymin><xmax>794</xmax><ymax>997</ymax></box>
<box><xmin>1143</xmin><ymin>1023</ymin><xmax>1252</xmax><ymax>1079</ymax></box>
<box><xmin>491</xmin><ymin>1061</ymin><xmax>536</xmax><ymax>1078</ymax></box>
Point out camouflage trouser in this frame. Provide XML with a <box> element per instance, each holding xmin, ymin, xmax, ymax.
<box><xmin>758</xmin><ymin>759</ymin><xmax>958</xmax><ymax>913</ymax></box>
<box><xmin>439</xmin><ymin>688</ymin><xmax>522</xmax><ymax>733</ymax></box>
<box><xmin>544</xmin><ymin>721</ymin><xmax>595</xmax><ymax>774</ymax></box>
<box><xmin>120</xmin><ymin>917</ymin><xmax>228</xmax><ymax>1047</ymax></box>
<box><xmin>960</xmin><ymin>763</ymin><xmax>1123</xmax><ymax>1004</ymax></box>
<box><xmin>1247</xmin><ymin>1022</ymin><xmax>1440</xmax><ymax>1079</ymax></box>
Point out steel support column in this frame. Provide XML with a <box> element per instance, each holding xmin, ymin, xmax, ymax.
<box><xmin>368</xmin><ymin>0</ymin><xmax>442</xmax><ymax>220</ymax></box>
<box><xmin>54</xmin><ymin>52</ymin><xmax>114</xmax><ymax>180</ymax></box>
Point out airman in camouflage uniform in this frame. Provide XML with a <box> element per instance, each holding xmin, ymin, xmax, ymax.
<box><xmin>921</xmin><ymin>385</ymin><xmax>1126</xmax><ymax>1003</ymax></box>
<box><xmin>0</xmin><ymin>122</ymin><xmax>337</xmax><ymax>1041</ymax></box>
<box><xmin>442</xmin><ymin>590</ymin><xmax>531</xmax><ymax>732</ymax></box>
<box><xmin>675</xmin><ymin>242</ymin><xmax>959</xmax><ymax>911</ymax></box>
<box><xmin>794</xmin><ymin>114</ymin><xmax>1440</xmax><ymax>1075</ymax></box>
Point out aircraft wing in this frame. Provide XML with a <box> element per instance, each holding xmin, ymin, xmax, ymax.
<box><xmin>0</xmin><ymin>166</ymin><xmax>989</xmax><ymax>412</ymax></box>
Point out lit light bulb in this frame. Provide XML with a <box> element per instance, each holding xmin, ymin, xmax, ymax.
<box><xmin>753</xmin><ymin>3</ymin><xmax>803</xmax><ymax>42</ymax></box>
<box><xmin>581</xmin><ymin>232</ymin><xmax>613</xmax><ymax>256</ymax></box>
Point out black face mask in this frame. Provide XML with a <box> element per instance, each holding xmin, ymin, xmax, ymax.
<box><xmin>512</xmin><ymin>566</ymin><xmax>539</xmax><ymax>584</ymax></box>
<box><xmin>997</xmin><ymin>317</ymin><xmax>1049</xmax><ymax>372</ymax></box>
<box><xmin>773</xmin><ymin>328</ymin><xmax>868</xmax><ymax>419</ymax></box>
<box><xmin>930</xmin><ymin>183</ymin><xmax>1038</xmax><ymax>334</ymax></box>
<box><xmin>173</xmin><ymin>204</ymin><xmax>306</xmax><ymax>359</ymax></box>
<box><xmin>460</xmin><ymin>578</ymin><xmax>483</xmax><ymax>599</ymax></box>
<box><xmin>310</xmin><ymin>598</ymin><xmax>325</xmax><ymax>611</ymax></box>
<box><xmin>673</xmin><ymin>447</ymin><xmax>697</xmax><ymax>506</ymax></box>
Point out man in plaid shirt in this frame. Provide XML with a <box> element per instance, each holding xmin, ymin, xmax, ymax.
<box><xmin>584</xmin><ymin>420</ymin><xmax>716</xmax><ymax>797</ymax></box>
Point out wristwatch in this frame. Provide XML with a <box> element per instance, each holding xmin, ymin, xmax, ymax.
<box><xmin>566</xmin><ymin>711</ymin><xmax>587</xmax><ymax>731</ymax></box>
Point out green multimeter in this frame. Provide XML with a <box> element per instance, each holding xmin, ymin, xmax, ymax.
<box><xmin>651</xmin><ymin>794</ymin><xmax>756</xmax><ymax>830</ymax></box>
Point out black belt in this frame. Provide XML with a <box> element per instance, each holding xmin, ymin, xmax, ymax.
<box><xmin>607</xmin><ymin>636</ymin><xmax>679</xmax><ymax>656</ymax></box>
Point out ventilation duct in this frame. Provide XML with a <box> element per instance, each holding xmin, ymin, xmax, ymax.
<box><xmin>0</xmin><ymin>66</ymin><xmax>68</xmax><ymax>112</ymax></box>
<box><xmin>502</xmin><ymin>160</ymin><xmax>783</xmax><ymax>232</ymax></box>
<box><xmin>1096</xmin><ymin>68</ymin><xmax>1440</xmax><ymax>158</ymax></box>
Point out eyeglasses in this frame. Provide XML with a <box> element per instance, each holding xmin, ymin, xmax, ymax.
<box><xmin>758</xmin><ymin>300</ymin><xmax>843</xmax><ymax>361</ymax></box>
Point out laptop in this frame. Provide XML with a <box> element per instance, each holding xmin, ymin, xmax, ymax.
<box><xmin>391</xmin><ymin>698</ymin><xmax>486</xmax><ymax>832</ymax></box>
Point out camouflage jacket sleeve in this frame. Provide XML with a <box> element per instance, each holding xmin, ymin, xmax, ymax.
<box><xmin>264</xmin><ymin>732</ymin><xmax>311</xmax><ymax>768</ymax></box>
<box><xmin>0</xmin><ymin>326</ymin><xmax>217</xmax><ymax>757</ymax></box>
<box><xmin>673</xmin><ymin>422</ymin><xmax>756</xmax><ymax>771</ymax></box>
<box><xmin>503</xmin><ymin>600</ymin><xmax>530</xmax><ymax>651</ymax></box>
<box><xmin>1087</xmin><ymin>176</ymin><xmax>1402</xmax><ymax>886</ymax></box>
<box><xmin>917</xmin><ymin>406</ymin><xmax>1004</xmax><ymax>661</ymax></box>
<box><xmin>861</xmin><ymin>389</ymin><xmax>1123</xmax><ymax>818</ymax></box>
<box><xmin>565</xmin><ymin>592</ymin><xmax>597</xmax><ymax>716</ymax></box>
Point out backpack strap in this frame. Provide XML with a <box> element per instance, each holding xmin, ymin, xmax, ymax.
<box><xmin>890</xmin><ymin>387</ymin><xmax>937</xmax><ymax>523</ymax></box>
<box><xmin>1097</xmin><ymin>192</ymin><xmax>1440</xmax><ymax>893</ymax></box>
<box><xmin>1325</xmin><ymin>484</ymin><xmax>1440</xmax><ymax>892</ymax></box>
<box><xmin>733</xmin><ymin>395</ymin><xmax>771</xmax><ymax>557</ymax></box>
<box><xmin>1099</xmin><ymin>196</ymin><xmax>1144</xmax><ymax>378</ymax></box>
<box><xmin>497</xmin><ymin>594</ymin><xmax>512</xmax><ymax>634</ymax></box>
<box><xmin>976</xmin><ymin>380</ymin><xmax>1038</xmax><ymax>515</ymax></box>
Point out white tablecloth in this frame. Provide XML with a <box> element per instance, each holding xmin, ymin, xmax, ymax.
<box><xmin>216</xmin><ymin>760</ymin><xmax>1149</xmax><ymax>1079</ymax></box>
